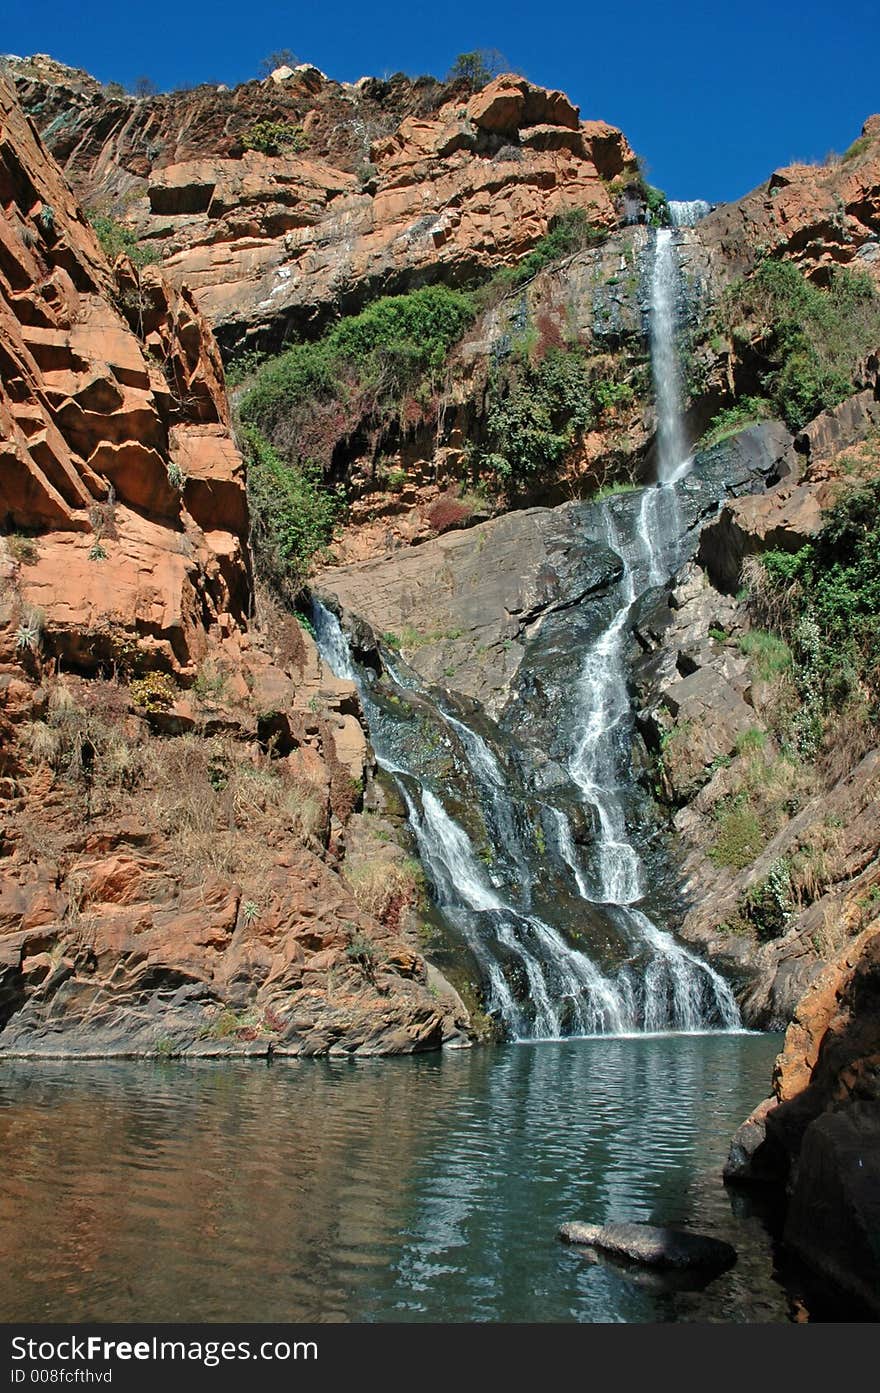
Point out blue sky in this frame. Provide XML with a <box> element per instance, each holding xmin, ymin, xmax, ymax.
<box><xmin>4</xmin><ymin>0</ymin><xmax>879</xmax><ymax>203</ymax></box>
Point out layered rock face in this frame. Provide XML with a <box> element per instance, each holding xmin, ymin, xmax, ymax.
<box><xmin>700</xmin><ymin>115</ymin><xmax>880</xmax><ymax>288</ymax></box>
<box><xmin>0</xmin><ymin>74</ymin><xmax>245</xmax><ymax>672</ymax></box>
<box><xmin>10</xmin><ymin>58</ymin><xmax>638</xmax><ymax>351</ymax></box>
<box><xmin>0</xmin><ymin>74</ymin><xmax>466</xmax><ymax>1057</ymax></box>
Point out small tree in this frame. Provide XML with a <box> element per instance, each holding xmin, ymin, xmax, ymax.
<box><xmin>259</xmin><ymin>48</ymin><xmax>301</xmax><ymax>77</ymax></box>
<box><xmin>446</xmin><ymin>49</ymin><xmax>509</xmax><ymax>90</ymax></box>
<box><xmin>132</xmin><ymin>75</ymin><xmax>158</xmax><ymax>97</ymax></box>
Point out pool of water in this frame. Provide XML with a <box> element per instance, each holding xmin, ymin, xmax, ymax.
<box><xmin>0</xmin><ymin>1033</ymin><xmax>822</xmax><ymax>1323</ymax></box>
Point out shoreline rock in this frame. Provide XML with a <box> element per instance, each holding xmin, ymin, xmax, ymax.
<box><xmin>558</xmin><ymin>1221</ymin><xmax>737</xmax><ymax>1272</ymax></box>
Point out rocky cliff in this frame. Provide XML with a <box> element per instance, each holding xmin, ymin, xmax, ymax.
<box><xmin>8</xmin><ymin>56</ymin><xmax>637</xmax><ymax>353</ymax></box>
<box><xmin>724</xmin><ymin>923</ymin><xmax>880</xmax><ymax>1315</ymax></box>
<box><xmin>699</xmin><ymin>115</ymin><xmax>880</xmax><ymax>289</ymax></box>
<box><xmin>0</xmin><ymin>72</ymin><xmax>467</xmax><ymax>1057</ymax></box>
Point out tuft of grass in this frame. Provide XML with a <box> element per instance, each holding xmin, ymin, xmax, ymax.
<box><xmin>709</xmin><ymin>804</ymin><xmax>766</xmax><ymax>870</ymax></box>
<box><xmin>89</xmin><ymin>213</ymin><xmax>161</xmax><ymax>269</ymax></box>
<box><xmin>737</xmin><ymin>629</ymin><xmax>792</xmax><ymax>681</ymax></box>
<box><xmin>699</xmin><ymin>396</ymin><xmax>772</xmax><ymax>450</ymax></box>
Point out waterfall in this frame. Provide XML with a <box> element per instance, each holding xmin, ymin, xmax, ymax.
<box><xmin>649</xmin><ymin>227</ymin><xmax>688</xmax><ymax>485</ymax></box>
<box><xmin>556</xmin><ymin>227</ymin><xmax>741</xmax><ymax>1031</ymax></box>
<box><xmin>667</xmin><ymin>199</ymin><xmax>712</xmax><ymax>227</ymax></box>
<box><xmin>312</xmin><ymin>602</ymin><xmax>630</xmax><ymax>1039</ymax></box>
<box><xmin>310</xmin><ymin>225</ymin><xmax>743</xmax><ymax>1040</ymax></box>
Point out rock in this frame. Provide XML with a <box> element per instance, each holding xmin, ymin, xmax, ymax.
<box><xmin>0</xmin><ymin>72</ymin><xmax>249</xmax><ymax>671</ymax></box>
<box><xmin>9</xmin><ymin>59</ymin><xmax>637</xmax><ymax>351</ymax></box>
<box><xmin>795</xmin><ymin>386</ymin><xmax>880</xmax><ymax>468</ymax></box>
<box><xmin>784</xmin><ymin>1103</ymin><xmax>880</xmax><ymax>1316</ymax></box>
<box><xmin>317</xmin><ymin>505</ymin><xmax>621</xmax><ymax>716</ymax></box>
<box><xmin>700</xmin><ymin>115</ymin><xmax>880</xmax><ymax>290</ymax></box>
<box><xmin>700</xmin><ymin>480</ymin><xmax>830</xmax><ymax>592</ymax></box>
<box><xmin>558</xmin><ymin>1221</ymin><xmax>737</xmax><ymax>1271</ymax></box>
<box><xmin>723</xmin><ymin>1096</ymin><xmax>783</xmax><ymax>1184</ymax></box>
<box><xmin>0</xmin><ymin>73</ymin><xmax>467</xmax><ymax>1060</ymax></box>
<box><xmin>726</xmin><ymin>924</ymin><xmax>880</xmax><ymax>1311</ymax></box>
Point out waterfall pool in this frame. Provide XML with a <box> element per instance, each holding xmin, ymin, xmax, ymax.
<box><xmin>0</xmin><ymin>1033</ymin><xmax>843</xmax><ymax>1322</ymax></box>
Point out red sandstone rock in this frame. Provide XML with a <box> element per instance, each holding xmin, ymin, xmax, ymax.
<box><xmin>701</xmin><ymin>116</ymin><xmax>880</xmax><ymax>289</ymax></box>
<box><xmin>9</xmin><ymin>59</ymin><xmax>637</xmax><ymax>350</ymax></box>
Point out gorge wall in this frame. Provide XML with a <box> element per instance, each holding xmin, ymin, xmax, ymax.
<box><xmin>1</xmin><ymin>50</ymin><xmax>879</xmax><ymax>1123</ymax></box>
<box><xmin>0</xmin><ymin>71</ymin><xmax>468</xmax><ymax>1058</ymax></box>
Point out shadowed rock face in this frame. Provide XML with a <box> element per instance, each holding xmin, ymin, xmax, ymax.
<box><xmin>724</xmin><ymin>925</ymin><xmax>880</xmax><ymax>1314</ymax></box>
<box><xmin>9</xmin><ymin>59</ymin><xmax>638</xmax><ymax>352</ymax></box>
<box><xmin>558</xmin><ymin>1221</ymin><xmax>737</xmax><ymax>1272</ymax></box>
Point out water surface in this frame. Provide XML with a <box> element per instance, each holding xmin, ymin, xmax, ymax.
<box><xmin>0</xmin><ymin>1034</ymin><xmax>812</xmax><ymax>1323</ymax></box>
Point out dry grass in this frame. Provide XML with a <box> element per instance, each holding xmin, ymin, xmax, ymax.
<box><xmin>819</xmin><ymin>699</ymin><xmax>876</xmax><ymax>785</ymax></box>
<box><xmin>742</xmin><ymin>555</ymin><xmax>800</xmax><ymax>638</ymax></box>
<box><xmin>144</xmin><ymin>733</ymin><xmax>326</xmax><ymax>880</ymax></box>
<box><xmin>15</xmin><ymin>677</ymin><xmax>328</xmax><ymax>886</ymax></box>
<box><xmin>346</xmin><ymin>858</ymin><xmax>423</xmax><ymax>925</ymax></box>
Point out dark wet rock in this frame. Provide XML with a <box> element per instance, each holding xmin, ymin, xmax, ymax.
<box><xmin>726</xmin><ymin>925</ymin><xmax>880</xmax><ymax>1312</ymax></box>
<box><xmin>558</xmin><ymin>1221</ymin><xmax>737</xmax><ymax>1271</ymax></box>
<box><xmin>723</xmin><ymin>1096</ymin><xmax>785</xmax><ymax>1185</ymax></box>
<box><xmin>784</xmin><ymin>1103</ymin><xmax>880</xmax><ymax>1317</ymax></box>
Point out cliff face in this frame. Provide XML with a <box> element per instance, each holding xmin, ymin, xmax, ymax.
<box><xmin>10</xmin><ymin>57</ymin><xmax>637</xmax><ymax>352</ymax></box>
<box><xmin>0</xmin><ymin>73</ymin><xmax>467</xmax><ymax>1057</ymax></box>
<box><xmin>724</xmin><ymin>924</ymin><xmax>880</xmax><ymax>1314</ymax></box>
<box><xmin>0</xmin><ymin>73</ymin><xmax>249</xmax><ymax>672</ymax></box>
<box><xmin>699</xmin><ymin>115</ymin><xmax>880</xmax><ymax>289</ymax></box>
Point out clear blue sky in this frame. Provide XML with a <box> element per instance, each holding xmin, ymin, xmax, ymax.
<box><xmin>4</xmin><ymin>0</ymin><xmax>879</xmax><ymax>203</ymax></box>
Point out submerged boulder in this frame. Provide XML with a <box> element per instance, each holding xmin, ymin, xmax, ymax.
<box><xmin>558</xmin><ymin>1221</ymin><xmax>737</xmax><ymax>1271</ymax></box>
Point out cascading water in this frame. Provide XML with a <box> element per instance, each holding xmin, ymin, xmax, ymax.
<box><xmin>667</xmin><ymin>199</ymin><xmax>713</xmax><ymax>227</ymax></box>
<box><xmin>313</xmin><ymin>222</ymin><xmax>742</xmax><ymax>1040</ymax></box>
<box><xmin>312</xmin><ymin>601</ymin><xmax>628</xmax><ymax>1038</ymax></box>
<box><xmin>554</xmin><ymin>226</ymin><xmax>740</xmax><ymax>1029</ymax></box>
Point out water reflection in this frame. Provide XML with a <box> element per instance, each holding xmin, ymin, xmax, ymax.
<box><xmin>0</xmin><ymin>1036</ymin><xmax>799</xmax><ymax>1322</ymax></box>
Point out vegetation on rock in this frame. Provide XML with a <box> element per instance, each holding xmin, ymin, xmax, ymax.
<box><xmin>755</xmin><ymin>478</ymin><xmax>880</xmax><ymax>735</ymax></box>
<box><xmin>242</xmin><ymin>425</ymin><xmax>343</xmax><ymax>600</ymax></box>
<box><xmin>725</xmin><ymin>260</ymin><xmax>880</xmax><ymax>430</ymax></box>
<box><xmin>89</xmin><ymin>213</ymin><xmax>161</xmax><ymax>269</ymax></box>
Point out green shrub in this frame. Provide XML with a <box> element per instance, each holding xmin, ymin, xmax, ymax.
<box><xmin>241</xmin><ymin>120</ymin><xmax>308</xmax><ymax>155</ymax></box>
<box><xmin>239</xmin><ymin>284</ymin><xmax>475</xmax><ymax>463</ymax></box>
<box><xmin>842</xmin><ymin>135</ymin><xmax>870</xmax><ymax>163</ymax></box>
<box><xmin>763</xmin><ymin>479</ymin><xmax>880</xmax><ymax>713</ymax></box>
<box><xmin>475</xmin><ymin>210</ymin><xmax>605</xmax><ymax>308</ymax></box>
<box><xmin>242</xmin><ymin>426</ymin><xmax>343</xmax><ymax>601</ymax></box>
<box><xmin>709</xmin><ymin>803</ymin><xmax>765</xmax><ymax>869</ymax></box>
<box><xmin>474</xmin><ymin>347</ymin><xmax>592</xmax><ymax>492</ymax></box>
<box><xmin>89</xmin><ymin>214</ymin><xmax>161</xmax><ymax>269</ymax></box>
<box><xmin>726</xmin><ymin>260</ymin><xmax>880</xmax><ymax>429</ymax></box>
<box><xmin>700</xmin><ymin>396</ymin><xmax>772</xmax><ymax>449</ymax></box>
<box><xmin>741</xmin><ymin>858</ymin><xmax>794</xmax><ymax>941</ymax></box>
<box><xmin>130</xmin><ymin>672</ymin><xmax>177</xmax><ymax>712</ymax></box>
<box><xmin>737</xmin><ymin>629</ymin><xmax>792</xmax><ymax>681</ymax></box>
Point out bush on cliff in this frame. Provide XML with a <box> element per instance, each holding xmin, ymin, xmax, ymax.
<box><xmin>474</xmin><ymin>209</ymin><xmax>605</xmax><ymax>309</ymax></box>
<box><xmin>89</xmin><ymin>214</ymin><xmax>161</xmax><ymax>270</ymax></box>
<box><xmin>469</xmin><ymin>345</ymin><xmax>634</xmax><ymax>497</ymax></box>
<box><xmin>238</xmin><ymin>284</ymin><xmax>475</xmax><ymax>469</ymax></box>
<box><xmin>727</xmin><ymin>260</ymin><xmax>880</xmax><ymax>430</ymax></box>
<box><xmin>750</xmin><ymin>477</ymin><xmax>880</xmax><ymax>759</ymax></box>
<box><xmin>241</xmin><ymin>425</ymin><xmax>343</xmax><ymax>599</ymax></box>
<box><xmin>474</xmin><ymin>347</ymin><xmax>592</xmax><ymax>491</ymax></box>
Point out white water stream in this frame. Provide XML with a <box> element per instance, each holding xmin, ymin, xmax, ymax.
<box><xmin>313</xmin><ymin>224</ymin><xmax>741</xmax><ymax>1038</ymax></box>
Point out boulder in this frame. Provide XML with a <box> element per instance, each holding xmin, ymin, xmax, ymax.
<box><xmin>558</xmin><ymin>1221</ymin><xmax>737</xmax><ymax>1271</ymax></box>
